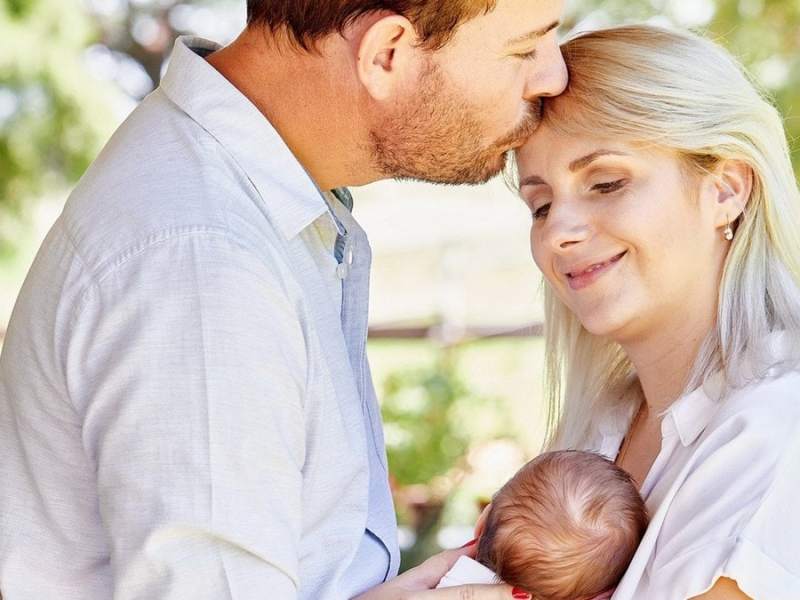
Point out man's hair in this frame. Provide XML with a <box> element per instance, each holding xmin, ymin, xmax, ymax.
<box><xmin>476</xmin><ymin>451</ymin><xmax>648</xmax><ymax>600</ymax></box>
<box><xmin>246</xmin><ymin>1</ymin><xmax>498</xmax><ymax>51</ymax></box>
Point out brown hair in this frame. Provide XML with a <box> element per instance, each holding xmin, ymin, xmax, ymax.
<box><xmin>476</xmin><ymin>450</ymin><xmax>648</xmax><ymax>600</ymax></box>
<box><xmin>246</xmin><ymin>1</ymin><xmax>497</xmax><ymax>51</ymax></box>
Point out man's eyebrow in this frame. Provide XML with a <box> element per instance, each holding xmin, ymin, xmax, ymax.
<box><xmin>506</xmin><ymin>21</ymin><xmax>560</xmax><ymax>47</ymax></box>
<box><xmin>569</xmin><ymin>150</ymin><xmax>629</xmax><ymax>172</ymax></box>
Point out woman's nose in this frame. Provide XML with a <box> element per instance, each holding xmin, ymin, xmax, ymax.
<box><xmin>542</xmin><ymin>202</ymin><xmax>592</xmax><ymax>251</ymax></box>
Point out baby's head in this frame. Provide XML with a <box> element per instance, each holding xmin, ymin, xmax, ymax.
<box><xmin>476</xmin><ymin>450</ymin><xmax>648</xmax><ymax>600</ymax></box>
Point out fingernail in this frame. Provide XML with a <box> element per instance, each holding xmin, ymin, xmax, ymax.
<box><xmin>459</xmin><ymin>538</ymin><xmax>478</xmax><ymax>548</ymax></box>
<box><xmin>512</xmin><ymin>588</ymin><xmax>531</xmax><ymax>599</ymax></box>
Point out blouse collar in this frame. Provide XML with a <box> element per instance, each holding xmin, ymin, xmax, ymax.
<box><xmin>598</xmin><ymin>331</ymin><xmax>794</xmax><ymax>450</ymax></box>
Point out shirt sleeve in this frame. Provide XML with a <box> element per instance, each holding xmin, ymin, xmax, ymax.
<box><xmin>648</xmin><ymin>393</ymin><xmax>800</xmax><ymax>600</ymax></box>
<box><xmin>66</xmin><ymin>230</ymin><xmax>307</xmax><ymax>599</ymax></box>
<box><xmin>721</xmin><ymin>424</ymin><xmax>800</xmax><ymax>599</ymax></box>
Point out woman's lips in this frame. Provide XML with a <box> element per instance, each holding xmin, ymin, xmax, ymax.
<box><xmin>565</xmin><ymin>251</ymin><xmax>627</xmax><ymax>291</ymax></box>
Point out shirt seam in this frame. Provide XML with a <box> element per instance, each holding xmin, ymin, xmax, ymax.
<box><xmin>651</xmin><ymin>533</ymin><xmax>799</xmax><ymax>582</ymax></box>
<box><xmin>59</xmin><ymin>220</ymin><xmax>100</xmax><ymax>412</ymax></box>
<box><xmin>68</xmin><ymin>225</ymin><xmax>235</xmax><ymax>332</ymax></box>
<box><xmin>732</xmin><ymin>535</ymin><xmax>799</xmax><ymax>580</ymax></box>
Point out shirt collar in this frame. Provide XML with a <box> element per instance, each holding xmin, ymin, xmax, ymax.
<box><xmin>598</xmin><ymin>332</ymin><xmax>795</xmax><ymax>451</ymax></box>
<box><xmin>597</xmin><ymin>382</ymin><xmax>720</xmax><ymax>452</ymax></box>
<box><xmin>159</xmin><ymin>36</ymin><xmax>328</xmax><ymax>240</ymax></box>
<box><xmin>662</xmin><ymin>379</ymin><xmax>721</xmax><ymax>447</ymax></box>
<box><xmin>663</xmin><ymin>331</ymin><xmax>795</xmax><ymax>446</ymax></box>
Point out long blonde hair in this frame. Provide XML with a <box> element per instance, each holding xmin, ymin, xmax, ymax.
<box><xmin>511</xmin><ymin>25</ymin><xmax>800</xmax><ymax>451</ymax></box>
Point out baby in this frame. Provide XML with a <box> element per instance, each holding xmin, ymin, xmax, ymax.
<box><xmin>441</xmin><ymin>450</ymin><xmax>648</xmax><ymax>600</ymax></box>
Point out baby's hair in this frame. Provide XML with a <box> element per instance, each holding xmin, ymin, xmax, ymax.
<box><xmin>476</xmin><ymin>450</ymin><xmax>648</xmax><ymax>600</ymax></box>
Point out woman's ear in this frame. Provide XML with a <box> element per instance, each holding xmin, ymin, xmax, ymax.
<box><xmin>711</xmin><ymin>159</ymin><xmax>754</xmax><ymax>230</ymax></box>
<box><xmin>355</xmin><ymin>14</ymin><xmax>421</xmax><ymax>101</ymax></box>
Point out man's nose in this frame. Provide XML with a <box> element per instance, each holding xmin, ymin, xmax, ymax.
<box><xmin>523</xmin><ymin>41</ymin><xmax>568</xmax><ymax>101</ymax></box>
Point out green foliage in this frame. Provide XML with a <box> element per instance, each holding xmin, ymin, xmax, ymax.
<box><xmin>381</xmin><ymin>354</ymin><xmax>481</xmax><ymax>487</ymax></box>
<box><xmin>0</xmin><ymin>0</ymin><xmax>117</xmax><ymax>222</ymax></box>
<box><xmin>380</xmin><ymin>352</ymin><xmax>488</xmax><ymax>571</ymax></box>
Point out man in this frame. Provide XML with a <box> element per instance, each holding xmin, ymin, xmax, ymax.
<box><xmin>0</xmin><ymin>1</ymin><xmax>567</xmax><ymax>598</ymax></box>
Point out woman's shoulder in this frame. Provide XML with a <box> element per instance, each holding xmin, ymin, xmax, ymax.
<box><xmin>675</xmin><ymin>367</ymin><xmax>800</xmax><ymax>482</ymax></box>
<box><xmin>644</xmin><ymin>369</ymin><xmax>800</xmax><ymax>595</ymax></box>
<box><xmin>657</xmin><ymin>366</ymin><xmax>800</xmax><ymax>534</ymax></box>
<box><xmin>712</xmin><ymin>367</ymin><xmax>800</xmax><ymax>442</ymax></box>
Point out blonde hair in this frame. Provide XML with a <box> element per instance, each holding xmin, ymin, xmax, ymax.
<box><xmin>509</xmin><ymin>25</ymin><xmax>800</xmax><ymax>450</ymax></box>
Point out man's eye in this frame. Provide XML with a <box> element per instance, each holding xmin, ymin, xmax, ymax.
<box><xmin>592</xmin><ymin>179</ymin><xmax>628</xmax><ymax>194</ymax></box>
<box><xmin>517</xmin><ymin>49</ymin><xmax>537</xmax><ymax>61</ymax></box>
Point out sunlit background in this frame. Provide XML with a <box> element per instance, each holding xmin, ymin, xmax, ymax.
<box><xmin>2</xmin><ymin>0</ymin><xmax>798</xmax><ymax>570</ymax></box>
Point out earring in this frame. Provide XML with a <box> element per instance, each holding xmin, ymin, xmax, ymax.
<box><xmin>723</xmin><ymin>216</ymin><xmax>734</xmax><ymax>241</ymax></box>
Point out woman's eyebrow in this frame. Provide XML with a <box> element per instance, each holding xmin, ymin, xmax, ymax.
<box><xmin>519</xmin><ymin>174</ymin><xmax>547</xmax><ymax>188</ymax></box>
<box><xmin>569</xmin><ymin>150</ymin><xmax>629</xmax><ymax>172</ymax></box>
<box><xmin>520</xmin><ymin>150</ymin><xmax>631</xmax><ymax>187</ymax></box>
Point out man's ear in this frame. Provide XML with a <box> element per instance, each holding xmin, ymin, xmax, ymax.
<box><xmin>355</xmin><ymin>14</ymin><xmax>421</xmax><ymax>101</ymax></box>
<box><xmin>709</xmin><ymin>159</ymin><xmax>754</xmax><ymax>229</ymax></box>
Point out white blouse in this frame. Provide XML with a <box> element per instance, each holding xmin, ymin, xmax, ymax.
<box><xmin>590</xmin><ymin>346</ymin><xmax>800</xmax><ymax>599</ymax></box>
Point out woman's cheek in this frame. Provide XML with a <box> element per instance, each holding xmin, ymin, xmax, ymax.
<box><xmin>530</xmin><ymin>234</ymin><xmax>547</xmax><ymax>274</ymax></box>
<box><xmin>533</xmin><ymin>250</ymin><xmax>561</xmax><ymax>293</ymax></box>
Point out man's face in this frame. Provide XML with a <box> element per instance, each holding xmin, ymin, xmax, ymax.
<box><xmin>371</xmin><ymin>0</ymin><xmax>568</xmax><ymax>185</ymax></box>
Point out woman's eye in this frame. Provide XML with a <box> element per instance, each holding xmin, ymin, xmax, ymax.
<box><xmin>517</xmin><ymin>49</ymin><xmax>537</xmax><ymax>61</ymax></box>
<box><xmin>591</xmin><ymin>179</ymin><xmax>628</xmax><ymax>194</ymax></box>
<box><xmin>533</xmin><ymin>203</ymin><xmax>551</xmax><ymax>220</ymax></box>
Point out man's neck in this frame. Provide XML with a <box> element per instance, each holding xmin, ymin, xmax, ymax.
<box><xmin>205</xmin><ymin>27</ymin><xmax>380</xmax><ymax>190</ymax></box>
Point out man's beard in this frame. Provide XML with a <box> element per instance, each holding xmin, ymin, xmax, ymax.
<box><xmin>370</xmin><ymin>59</ymin><xmax>542</xmax><ymax>185</ymax></box>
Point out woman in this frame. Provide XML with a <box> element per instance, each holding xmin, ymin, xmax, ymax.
<box><xmin>512</xmin><ymin>24</ymin><xmax>800</xmax><ymax>599</ymax></box>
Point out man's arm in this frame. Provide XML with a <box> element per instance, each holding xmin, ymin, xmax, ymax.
<box><xmin>68</xmin><ymin>232</ymin><xmax>307</xmax><ymax>599</ymax></box>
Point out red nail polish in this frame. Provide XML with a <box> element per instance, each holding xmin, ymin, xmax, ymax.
<box><xmin>512</xmin><ymin>588</ymin><xmax>531</xmax><ymax>599</ymax></box>
<box><xmin>459</xmin><ymin>538</ymin><xmax>478</xmax><ymax>548</ymax></box>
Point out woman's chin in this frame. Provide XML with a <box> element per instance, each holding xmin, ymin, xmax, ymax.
<box><xmin>577</xmin><ymin>311</ymin><xmax>631</xmax><ymax>341</ymax></box>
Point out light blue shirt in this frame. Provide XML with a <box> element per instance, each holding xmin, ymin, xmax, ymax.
<box><xmin>0</xmin><ymin>36</ymin><xmax>399</xmax><ymax>599</ymax></box>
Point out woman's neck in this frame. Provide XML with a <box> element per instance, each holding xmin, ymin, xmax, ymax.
<box><xmin>621</xmin><ymin>314</ymin><xmax>714</xmax><ymax>415</ymax></box>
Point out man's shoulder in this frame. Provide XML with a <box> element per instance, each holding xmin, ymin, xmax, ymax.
<box><xmin>61</xmin><ymin>90</ymin><xmax>278</xmax><ymax>278</ymax></box>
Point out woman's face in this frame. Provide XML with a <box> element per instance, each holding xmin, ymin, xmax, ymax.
<box><xmin>516</xmin><ymin>126</ymin><xmax>730</xmax><ymax>344</ymax></box>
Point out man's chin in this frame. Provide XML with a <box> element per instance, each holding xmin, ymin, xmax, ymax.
<box><xmin>375</xmin><ymin>137</ymin><xmax>509</xmax><ymax>186</ymax></box>
<box><xmin>415</xmin><ymin>151</ymin><xmax>508</xmax><ymax>186</ymax></box>
<box><xmin>473</xmin><ymin>151</ymin><xmax>508</xmax><ymax>184</ymax></box>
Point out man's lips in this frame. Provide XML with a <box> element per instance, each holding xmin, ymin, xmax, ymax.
<box><xmin>499</xmin><ymin>102</ymin><xmax>543</xmax><ymax>150</ymax></box>
<box><xmin>563</xmin><ymin>251</ymin><xmax>627</xmax><ymax>290</ymax></box>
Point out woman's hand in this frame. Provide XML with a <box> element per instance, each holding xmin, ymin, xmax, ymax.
<box><xmin>353</xmin><ymin>542</ymin><xmax>525</xmax><ymax>600</ymax></box>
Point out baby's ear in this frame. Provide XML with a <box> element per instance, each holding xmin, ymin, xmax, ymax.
<box><xmin>474</xmin><ymin>502</ymin><xmax>492</xmax><ymax>539</ymax></box>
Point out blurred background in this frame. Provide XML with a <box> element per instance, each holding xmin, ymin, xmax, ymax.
<box><xmin>1</xmin><ymin>0</ymin><xmax>798</xmax><ymax>571</ymax></box>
